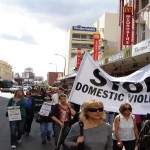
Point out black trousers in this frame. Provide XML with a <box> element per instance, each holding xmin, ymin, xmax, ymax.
<box><xmin>24</xmin><ymin>113</ymin><xmax>34</xmax><ymax>133</ymax></box>
<box><xmin>113</xmin><ymin>139</ymin><xmax>136</xmax><ymax>150</ymax></box>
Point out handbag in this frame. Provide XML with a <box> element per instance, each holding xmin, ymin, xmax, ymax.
<box><xmin>36</xmin><ymin>114</ymin><xmax>43</xmax><ymax>123</ymax></box>
<box><xmin>5</xmin><ymin>112</ymin><xmax>8</xmax><ymax>117</ymax></box>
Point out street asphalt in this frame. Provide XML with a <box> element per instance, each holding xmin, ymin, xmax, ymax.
<box><xmin>0</xmin><ymin>92</ymin><xmax>130</xmax><ymax>150</ymax></box>
<box><xmin>0</xmin><ymin>92</ymin><xmax>57</xmax><ymax>150</ymax></box>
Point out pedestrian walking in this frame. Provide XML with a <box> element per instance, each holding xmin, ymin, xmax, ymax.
<box><xmin>24</xmin><ymin>90</ymin><xmax>35</xmax><ymax>136</ymax></box>
<box><xmin>51</xmin><ymin>93</ymin><xmax>76</xmax><ymax>150</ymax></box>
<box><xmin>112</xmin><ymin>102</ymin><xmax>138</xmax><ymax>150</ymax></box>
<box><xmin>7</xmin><ymin>88</ymin><xmax>26</xmax><ymax>149</ymax></box>
<box><xmin>39</xmin><ymin>96</ymin><xmax>53</xmax><ymax>144</ymax></box>
<box><xmin>64</xmin><ymin>99</ymin><xmax>113</xmax><ymax>150</ymax></box>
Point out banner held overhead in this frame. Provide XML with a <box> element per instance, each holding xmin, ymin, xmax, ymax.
<box><xmin>69</xmin><ymin>52</ymin><xmax>150</xmax><ymax>114</ymax></box>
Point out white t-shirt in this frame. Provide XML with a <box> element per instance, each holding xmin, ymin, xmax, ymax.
<box><xmin>52</xmin><ymin>93</ymin><xmax>59</xmax><ymax>105</ymax></box>
<box><xmin>112</xmin><ymin>114</ymin><xmax>136</xmax><ymax>141</ymax></box>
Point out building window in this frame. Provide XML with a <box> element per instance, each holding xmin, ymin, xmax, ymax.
<box><xmin>72</xmin><ymin>43</ymin><xmax>93</xmax><ymax>49</ymax></box>
<box><xmin>72</xmin><ymin>34</ymin><xmax>80</xmax><ymax>38</ymax></box>
<box><xmin>81</xmin><ymin>34</ymin><xmax>86</xmax><ymax>39</ymax></box>
<box><xmin>72</xmin><ymin>34</ymin><xmax>93</xmax><ymax>39</ymax></box>
<box><xmin>141</xmin><ymin>23</ymin><xmax>145</xmax><ymax>41</ymax></box>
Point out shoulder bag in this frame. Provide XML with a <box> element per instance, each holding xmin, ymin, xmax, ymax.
<box><xmin>74</xmin><ymin>121</ymin><xmax>84</xmax><ymax>150</ymax></box>
<box><xmin>36</xmin><ymin>114</ymin><xmax>43</xmax><ymax>123</ymax></box>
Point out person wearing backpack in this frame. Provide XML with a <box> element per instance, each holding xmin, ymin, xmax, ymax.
<box><xmin>64</xmin><ymin>100</ymin><xmax>113</xmax><ymax>150</ymax></box>
<box><xmin>112</xmin><ymin>102</ymin><xmax>138</xmax><ymax>150</ymax></box>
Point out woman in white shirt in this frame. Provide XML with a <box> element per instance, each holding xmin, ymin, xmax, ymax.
<box><xmin>112</xmin><ymin>102</ymin><xmax>138</xmax><ymax>150</ymax></box>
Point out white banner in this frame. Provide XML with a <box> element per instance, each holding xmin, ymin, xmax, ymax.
<box><xmin>39</xmin><ymin>102</ymin><xmax>52</xmax><ymax>116</ymax></box>
<box><xmin>69</xmin><ymin>53</ymin><xmax>150</xmax><ymax>114</ymax></box>
<box><xmin>7</xmin><ymin>106</ymin><xmax>21</xmax><ymax>121</ymax></box>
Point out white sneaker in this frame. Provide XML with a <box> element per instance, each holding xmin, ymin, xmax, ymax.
<box><xmin>11</xmin><ymin>145</ymin><xmax>16</xmax><ymax>149</ymax></box>
<box><xmin>18</xmin><ymin>139</ymin><xmax>21</xmax><ymax>143</ymax></box>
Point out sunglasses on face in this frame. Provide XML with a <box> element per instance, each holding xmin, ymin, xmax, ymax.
<box><xmin>47</xmin><ymin>99</ymin><xmax>52</xmax><ymax>101</ymax></box>
<box><xmin>87</xmin><ymin>107</ymin><xmax>104</xmax><ymax>112</ymax></box>
<box><xmin>123</xmin><ymin>107</ymin><xmax>131</xmax><ymax>111</ymax></box>
<box><xmin>60</xmin><ymin>98</ymin><xmax>66</xmax><ymax>100</ymax></box>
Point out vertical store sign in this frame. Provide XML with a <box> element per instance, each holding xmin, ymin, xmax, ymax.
<box><xmin>123</xmin><ymin>6</ymin><xmax>132</xmax><ymax>45</ymax></box>
<box><xmin>76</xmin><ymin>48</ymin><xmax>81</xmax><ymax>69</ymax></box>
<box><xmin>93</xmin><ymin>34</ymin><xmax>100</xmax><ymax>60</ymax></box>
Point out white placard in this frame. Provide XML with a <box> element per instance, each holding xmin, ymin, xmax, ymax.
<box><xmin>7</xmin><ymin>106</ymin><xmax>21</xmax><ymax>121</ymax></box>
<box><xmin>39</xmin><ymin>102</ymin><xmax>51</xmax><ymax>116</ymax></box>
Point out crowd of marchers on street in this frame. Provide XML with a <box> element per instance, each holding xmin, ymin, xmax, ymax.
<box><xmin>5</xmin><ymin>84</ymin><xmax>150</xmax><ymax>150</ymax></box>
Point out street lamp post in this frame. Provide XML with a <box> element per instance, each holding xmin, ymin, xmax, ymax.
<box><xmin>49</xmin><ymin>63</ymin><xmax>57</xmax><ymax>72</ymax></box>
<box><xmin>55</xmin><ymin>54</ymin><xmax>66</xmax><ymax>76</ymax></box>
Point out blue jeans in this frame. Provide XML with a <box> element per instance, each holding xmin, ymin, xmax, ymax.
<box><xmin>9</xmin><ymin>116</ymin><xmax>26</xmax><ymax>146</ymax></box>
<box><xmin>106</xmin><ymin>113</ymin><xmax>114</xmax><ymax>126</ymax></box>
<box><xmin>54</xmin><ymin>122</ymin><xmax>70</xmax><ymax>150</ymax></box>
<box><xmin>40</xmin><ymin>122</ymin><xmax>52</xmax><ymax>141</ymax></box>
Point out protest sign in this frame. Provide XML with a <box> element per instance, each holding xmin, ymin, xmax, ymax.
<box><xmin>69</xmin><ymin>53</ymin><xmax>150</xmax><ymax>114</ymax></box>
<box><xmin>7</xmin><ymin>106</ymin><xmax>21</xmax><ymax>121</ymax></box>
<box><xmin>39</xmin><ymin>102</ymin><xmax>51</xmax><ymax>116</ymax></box>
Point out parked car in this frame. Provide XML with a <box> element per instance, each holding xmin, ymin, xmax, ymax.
<box><xmin>10</xmin><ymin>85</ymin><xmax>22</xmax><ymax>94</ymax></box>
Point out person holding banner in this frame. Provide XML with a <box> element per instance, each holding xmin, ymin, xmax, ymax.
<box><xmin>64</xmin><ymin>99</ymin><xmax>113</xmax><ymax>150</ymax></box>
<box><xmin>51</xmin><ymin>93</ymin><xmax>76</xmax><ymax>150</ymax></box>
<box><xmin>7</xmin><ymin>88</ymin><xmax>26</xmax><ymax>149</ymax></box>
<box><xmin>112</xmin><ymin>102</ymin><xmax>138</xmax><ymax>150</ymax></box>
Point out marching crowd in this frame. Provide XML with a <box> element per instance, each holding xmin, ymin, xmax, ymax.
<box><xmin>6</xmin><ymin>86</ymin><xmax>150</xmax><ymax>150</ymax></box>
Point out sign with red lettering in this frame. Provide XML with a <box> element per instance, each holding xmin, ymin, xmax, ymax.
<box><xmin>123</xmin><ymin>6</ymin><xmax>132</xmax><ymax>45</ymax></box>
<box><xmin>93</xmin><ymin>34</ymin><xmax>100</xmax><ymax>60</ymax></box>
<box><xmin>76</xmin><ymin>48</ymin><xmax>81</xmax><ymax>69</ymax></box>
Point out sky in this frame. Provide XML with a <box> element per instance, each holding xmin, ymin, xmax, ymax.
<box><xmin>0</xmin><ymin>0</ymin><xmax>118</xmax><ymax>80</ymax></box>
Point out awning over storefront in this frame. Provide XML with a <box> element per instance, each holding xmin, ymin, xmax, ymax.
<box><xmin>99</xmin><ymin>38</ymin><xmax>150</xmax><ymax>76</ymax></box>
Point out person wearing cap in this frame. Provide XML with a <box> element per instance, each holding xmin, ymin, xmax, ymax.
<box><xmin>51</xmin><ymin>93</ymin><xmax>76</xmax><ymax>150</ymax></box>
<box><xmin>39</xmin><ymin>96</ymin><xmax>53</xmax><ymax>144</ymax></box>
